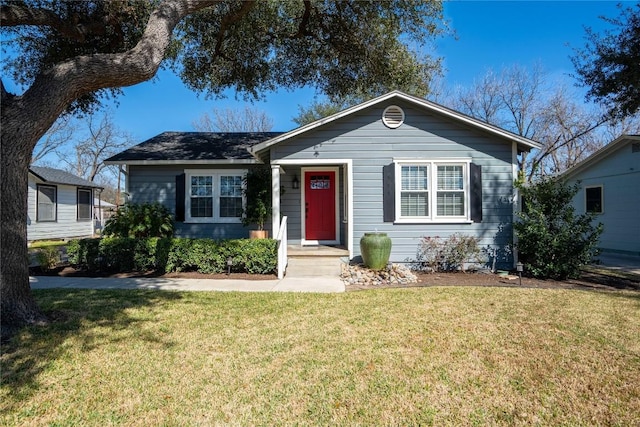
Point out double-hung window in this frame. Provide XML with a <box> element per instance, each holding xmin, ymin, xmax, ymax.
<box><xmin>37</xmin><ymin>185</ymin><xmax>57</xmax><ymax>222</ymax></box>
<box><xmin>185</xmin><ymin>170</ymin><xmax>245</xmax><ymax>223</ymax></box>
<box><xmin>77</xmin><ymin>188</ymin><xmax>92</xmax><ymax>221</ymax></box>
<box><xmin>395</xmin><ymin>160</ymin><xmax>470</xmax><ymax>222</ymax></box>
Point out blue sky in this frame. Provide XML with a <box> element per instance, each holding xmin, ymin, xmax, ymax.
<box><xmin>5</xmin><ymin>1</ymin><xmax>632</xmax><ymax>142</ymax></box>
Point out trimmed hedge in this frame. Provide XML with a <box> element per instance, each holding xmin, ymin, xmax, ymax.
<box><xmin>67</xmin><ymin>237</ymin><xmax>277</xmax><ymax>275</ymax></box>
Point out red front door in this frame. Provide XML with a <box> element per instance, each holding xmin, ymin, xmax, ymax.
<box><xmin>305</xmin><ymin>171</ymin><xmax>336</xmax><ymax>241</ymax></box>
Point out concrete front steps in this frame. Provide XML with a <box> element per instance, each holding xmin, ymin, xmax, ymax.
<box><xmin>285</xmin><ymin>245</ymin><xmax>348</xmax><ymax>277</ymax></box>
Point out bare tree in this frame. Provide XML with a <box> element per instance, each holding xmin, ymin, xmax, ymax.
<box><xmin>56</xmin><ymin>110</ymin><xmax>132</xmax><ymax>182</ymax></box>
<box><xmin>31</xmin><ymin>116</ymin><xmax>75</xmax><ymax>165</ymax></box>
<box><xmin>193</xmin><ymin>106</ymin><xmax>274</xmax><ymax>132</ymax></box>
<box><xmin>450</xmin><ymin>69</ymin><xmax>506</xmax><ymax>127</ymax></box>
<box><xmin>442</xmin><ymin>64</ymin><xmax>616</xmax><ymax>180</ymax></box>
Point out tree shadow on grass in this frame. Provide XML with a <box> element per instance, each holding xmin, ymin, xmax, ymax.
<box><xmin>0</xmin><ymin>289</ymin><xmax>183</xmax><ymax>413</ymax></box>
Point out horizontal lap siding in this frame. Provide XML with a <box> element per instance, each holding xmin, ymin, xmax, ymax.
<box><xmin>128</xmin><ymin>165</ymin><xmax>254</xmax><ymax>239</ymax></box>
<box><xmin>567</xmin><ymin>143</ymin><xmax>640</xmax><ymax>255</ymax></box>
<box><xmin>27</xmin><ymin>177</ymin><xmax>94</xmax><ymax>241</ymax></box>
<box><xmin>273</xmin><ymin>101</ymin><xmax>516</xmax><ymax>268</ymax></box>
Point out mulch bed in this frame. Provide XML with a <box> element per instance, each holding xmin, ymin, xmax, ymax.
<box><xmin>348</xmin><ymin>270</ymin><xmax>640</xmax><ymax>292</ymax></box>
<box><xmin>30</xmin><ymin>264</ymin><xmax>639</xmax><ymax>293</ymax></box>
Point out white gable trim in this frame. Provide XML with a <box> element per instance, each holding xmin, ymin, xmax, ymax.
<box><xmin>562</xmin><ymin>134</ymin><xmax>640</xmax><ymax>180</ymax></box>
<box><xmin>249</xmin><ymin>91</ymin><xmax>542</xmax><ymax>156</ymax></box>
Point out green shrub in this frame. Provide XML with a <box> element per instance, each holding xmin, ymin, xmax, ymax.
<box><xmin>99</xmin><ymin>238</ymin><xmax>137</xmax><ymax>272</ymax></box>
<box><xmin>232</xmin><ymin>239</ymin><xmax>278</xmax><ymax>274</ymax></box>
<box><xmin>414</xmin><ymin>234</ymin><xmax>485</xmax><ymax>272</ymax></box>
<box><xmin>165</xmin><ymin>238</ymin><xmax>277</xmax><ymax>275</ymax></box>
<box><xmin>103</xmin><ymin>203</ymin><xmax>174</xmax><ymax>238</ymax></box>
<box><xmin>242</xmin><ymin>167</ymin><xmax>272</xmax><ymax>231</ymax></box>
<box><xmin>134</xmin><ymin>237</ymin><xmax>172</xmax><ymax>272</ymax></box>
<box><xmin>35</xmin><ymin>247</ymin><xmax>60</xmax><ymax>270</ymax></box>
<box><xmin>515</xmin><ymin>177</ymin><xmax>603</xmax><ymax>280</ymax></box>
<box><xmin>67</xmin><ymin>237</ymin><xmax>277</xmax><ymax>275</ymax></box>
<box><xmin>67</xmin><ymin>238</ymin><xmax>101</xmax><ymax>270</ymax></box>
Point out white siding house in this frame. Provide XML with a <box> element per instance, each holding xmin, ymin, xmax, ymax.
<box><xmin>28</xmin><ymin>166</ymin><xmax>103</xmax><ymax>242</ymax></box>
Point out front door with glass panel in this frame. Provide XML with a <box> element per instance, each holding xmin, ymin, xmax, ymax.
<box><xmin>304</xmin><ymin>170</ymin><xmax>336</xmax><ymax>242</ymax></box>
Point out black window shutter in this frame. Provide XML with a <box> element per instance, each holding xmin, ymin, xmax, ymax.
<box><xmin>383</xmin><ymin>163</ymin><xmax>395</xmax><ymax>222</ymax></box>
<box><xmin>470</xmin><ymin>163</ymin><xmax>482</xmax><ymax>223</ymax></box>
<box><xmin>175</xmin><ymin>173</ymin><xmax>185</xmax><ymax>222</ymax></box>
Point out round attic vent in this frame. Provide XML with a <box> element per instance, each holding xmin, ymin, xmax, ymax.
<box><xmin>382</xmin><ymin>105</ymin><xmax>405</xmax><ymax>128</ymax></box>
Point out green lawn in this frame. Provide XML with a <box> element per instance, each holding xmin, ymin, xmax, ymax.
<box><xmin>2</xmin><ymin>287</ymin><xmax>639</xmax><ymax>426</ymax></box>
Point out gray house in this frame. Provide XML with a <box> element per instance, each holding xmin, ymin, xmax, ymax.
<box><xmin>106</xmin><ymin>91</ymin><xmax>541</xmax><ymax>269</ymax></box>
<box><xmin>563</xmin><ymin>134</ymin><xmax>640</xmax><ymax>256</ymax></box>
<box><xmin>28</xmin><ymin>166</ymin><xmax>103</xmax><ymax>241</ymax></box>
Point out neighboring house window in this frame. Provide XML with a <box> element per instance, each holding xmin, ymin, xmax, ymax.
<box><xmin>395</xmin><ymin>160</ymin><xmax>470</xmax><ymax>222</ymax></box>
<box><xmin>185</xmin><ymin>170</ymin><xmax>245</xmax><ymax>222</ymax></box>
<box><xmin>585</xmin><ymin>186</ymin><xmax>603</xmax><ymax>214</ymax></box>
<box><xmin>37</xmin><ymin>185</ymin><xmax>57</xmax><ymax>222</ymax></box>
<box><xmin>77</xmin><ymin>188</ymin><xmax>92</xmax><ymax>221</ymax></box>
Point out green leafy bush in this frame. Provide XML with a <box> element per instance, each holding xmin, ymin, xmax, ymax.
<box><xmin>35</xmin><ymin>247</ymin><xmax>60</xmax><ymax>270</ymax></box>
<box><xmin>68</xmin><ymin>237</ymin><xmax>277</xmax><ymax>275</ymax></box>
<box><xmin>67</xmin><ymin>238</ymin><xmax>101</xmax><ymax>270</ymax></box>
<box><xmin>103</xmin><ymin>203</ymin><xmax>174</xmax><ymax>238</ymax></box>
<box><xmin>242</xmin><ymin>167</ymin><xmax>272</xmax><ymax>230</ymax></box>
<box><xmin>414</xmin><ymin>234</ymin><xmax>485</xmax><ymax>272</ymax></box>
<box><xmin>515</xmin><ymin>177</ymin><xmax>603</xmax><ymax>280</ymax></box>
<box><xmin>99</xmin><ymin>238</ymin><xmax>137</xmax><ymax>271</ymax></box>
<box><xmin>165</xmin><ymin>238</ymin><xmax>277</xmax><ymax>274</ymax></box>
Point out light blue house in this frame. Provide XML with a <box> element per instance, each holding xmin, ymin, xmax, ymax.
<box><xmin>563</xmin><ymin>134</ymin><xmax>640</xmax><ymax>256</ymax></box>
<box><xmin>106</xmin><ymin>91</ymin><xmax>541</xmax><ymax>269</ymax></box>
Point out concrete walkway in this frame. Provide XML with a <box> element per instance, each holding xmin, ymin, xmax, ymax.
<box><xmin>29</xmin><ymin>274</ymin><xmax>346</xmax><ymax>293</ymax></box>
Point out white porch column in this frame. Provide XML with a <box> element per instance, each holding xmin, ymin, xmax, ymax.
<box><xmin>271</xmin><ymin>164</ymin><xmax>281</xmax><ymax>237</ymax></box>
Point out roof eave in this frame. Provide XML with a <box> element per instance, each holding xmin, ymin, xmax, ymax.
<box><xmin>28</xmin><ymin>168</ymin><xmax>103</xmax><ymax>189</ymax></box>
<box><xmin>561</xmin><ymin>134</ymin><xmax>640</xmax><ymax>180</ymax></box>
<box><xmin>103</xmin><ymin>159</ymin><xmax>259</xmax><ymax>166</ymax></box>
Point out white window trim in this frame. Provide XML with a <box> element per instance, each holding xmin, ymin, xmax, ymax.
<box><xmin>585</xmin><ymin>184</ymin><xmax>604</xmax><ymax>214</ymax></box>
<box><xmin>394</xmin><ymin>159</ymin><xmax>472</xmax><ymax>224</ymax></box>
<box><xmin>184</xmin><ymin>169</ymin><xmax>246</xmax><ymax>223</ymax></box>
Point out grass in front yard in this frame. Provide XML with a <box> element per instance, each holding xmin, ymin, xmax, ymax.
<box><xmin>29</xmin><ymin>240</ymin><xmax>68</xmax><ymax>249</ymax></box>
<box><xmin>2</xmin><ymin>288</ymin><xmax>639</xmax><ymax>426</ymax></box>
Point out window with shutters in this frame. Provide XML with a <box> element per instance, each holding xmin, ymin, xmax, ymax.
<box><xmin>394</xmin><ymin>160</ymin><xmax>471</xmax><ymax>223</ymax></box>
<box><xmin>37</xmin><ymin>185</ymin><xmax>57</xmax><ymax>222</ymax></box>
<box><xmin>185</xmin><ymin>170</ymin><xmax>246</xmax><ymax>223</ymax></box>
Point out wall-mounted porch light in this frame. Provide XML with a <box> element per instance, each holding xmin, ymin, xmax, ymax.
<box><xmin>292</xmin><ymin>175</ymin><xmax>299</xmax><ymax>190</ymax></box>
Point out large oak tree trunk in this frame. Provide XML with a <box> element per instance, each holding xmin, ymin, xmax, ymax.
<box><xmin>1</xmin><ymin>123</ymin><xmax>48</xmax><ymax>339</ymax></box>
<box><xmin>0</xmin><ymin>0</ymin><xmax>216</xmax><ymax>338</ymax></box>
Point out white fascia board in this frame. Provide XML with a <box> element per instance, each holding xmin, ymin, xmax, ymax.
<box><xmin>250</xmin><ymin>90</ymin><xmax>541</xmax><ymax>156</ymax></box>
<box><xmin>272</xmin><ymin>158</ymin><xmax>352</xmax><ymax>166</ymax></box>
<box><xmin>249</xmin><ymin>92</ymin><xmax>402</xmax><ymax>155</ymax></box>
<box><xmin>561</xmin><ymin>134</ymin><xmax>640</xmax><ymax>180</ymax></box>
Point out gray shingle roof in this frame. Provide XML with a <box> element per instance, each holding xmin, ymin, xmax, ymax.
<box><xmin>29</xmin><ymin>166</ymin><xmax>103</xmax><ymax>188</ymax></box>
<box><xmin>105</xmin><ymin>132</ymin><xmax>283</xmax><ymax>163</ymax></box>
